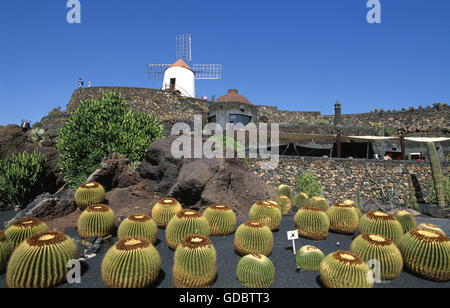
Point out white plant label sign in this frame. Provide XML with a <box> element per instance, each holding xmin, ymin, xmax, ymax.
<box><xmin>287</xmin><ymin>230</ymin><xmax>298</xmax><ymax>254</ymax></box>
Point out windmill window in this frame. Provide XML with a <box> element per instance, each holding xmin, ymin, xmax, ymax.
<box><xmin>229</xmin><ymin>114</ymin><xmax>251</xmax><ymax>126</ymax></box>
<box><xmin>170</xmin><ymin>78</ymin><xmax>176</xmax><ymax>87</ymax></box>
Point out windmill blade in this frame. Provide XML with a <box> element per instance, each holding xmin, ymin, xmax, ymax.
<box><xmin>193</xmin><ymin>64</ymin><xmax>222</xmax><ymax>80</ymax></box>
<box><xmin>176</xmin><ymin>33</ymin><xmax>192</xmax><ymax>63</ymax></box>
<box><xmin>147</xmin><ymin>64</ymin><xmax>170</xmax><ymax>80</ymax></box>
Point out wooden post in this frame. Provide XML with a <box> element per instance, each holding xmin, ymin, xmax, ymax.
<box><xmin>400</xmin><ymin>130</ymin><xmax>406</xmax><ymax>160</ymax></box>
<box><xmin>337</xmin><ymin>128</ymin><xmax>342</xmax><ymax>158</ymax></box>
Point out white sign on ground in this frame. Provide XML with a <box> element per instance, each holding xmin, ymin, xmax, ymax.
<box><xmin>287</xmin><ymin>230</ymin><xmax>298</xmax><ymax>254</ymax></box>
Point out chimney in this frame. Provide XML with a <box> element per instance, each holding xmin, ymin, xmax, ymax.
<box><xmin>334</xmin><ymin>100</ymin><xmax>342</xmax><ymax>126</ymax></box>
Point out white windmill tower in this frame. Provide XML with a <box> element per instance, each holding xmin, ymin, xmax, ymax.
<box><xmin>147</xmin><ymin>33</ymin><xmax>222</xmax><ymax>98</ymax></box>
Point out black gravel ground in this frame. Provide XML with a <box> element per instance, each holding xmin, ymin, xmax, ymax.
<box><xmin>0</xmin><ymin>210</ymin><xmax>449</xmax><ymax>288</ymax></box>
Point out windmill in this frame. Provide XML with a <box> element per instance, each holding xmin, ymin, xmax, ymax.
<box><xmin>147</xmin><ymin>33</ymin><xmax>222</xmax><ymax>98</ymax></box>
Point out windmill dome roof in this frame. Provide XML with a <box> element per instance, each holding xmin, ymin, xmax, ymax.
<box><xmin>169</xmin><ymin>59</ymin><xmax>192</xmax><ymax>71</ymax></box>
<box><xmin>216</xmin><ymin>89</ymin><xmax>251</xmax><ymax>104</ymax></box>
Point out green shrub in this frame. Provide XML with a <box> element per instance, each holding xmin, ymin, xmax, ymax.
<box><xmin>57</xmin><ymin>91</ymin><xmax>163</xmax><ymax>187</ymax></box>
<box><xmin>426</xmin><ymin>177</ymin><xmax>450</xmax><ymax>206</ymax></box>
<box><xmin>295</xmin><ymin>172</ymin><xmax>322</xmax><ymax>198</ymax></box>
<box><xmin>0</xmin><ymin>150</ymin><xmax>46</xmax><ymax>209</ymax></box>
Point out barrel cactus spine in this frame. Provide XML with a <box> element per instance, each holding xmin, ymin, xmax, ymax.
<box><xmin>77</xmin><ymin>204</ymin><xmax>116</xmax><ymax>239</ymax></box>
<box><xmin>234</xmin><ymin>221</ymin><xmax>273</xmax><ymax>256</ymax></box>
<box><xmin>248</xmin><ymin>200</ymin><xmax>282</xmax><ymax>231</ymax></box>
<box><xmin>294</xmin><ymin>207</ymin><xmax>330</xmax><ymax>240</ymax></box>
<box><xmin>203</xmin><ymin>205</ymin><xmax>236</xmax><ymax>236</ymax></box>
<box><xmin>394</xmin><ymin>210</ymin><xmax>417</xmax><ymax>233</ymax></box>
<box><xmin>166</xmin><ymin>209</ymin><xmax>210</xmax><ymax>250</ymax></box>
<box><xmin>350</xmin><ymin>233</ymin><xmax>403</xmax><ymax>280</ymax></box>
<box><xmin>358</xmin><ymin>210</ymin><xmax>404</xmax><ymax>245</ymax></box>
<box><xmin>173</xmin><ymin>234</ymin><xmax>217</xmax><ymax>288</ymax></box>
<box><xmin>117</xmin><ymin>214</ymin><xmax>158</xmax><ymax>244</ymax></box>
<box><xmin>342</xmin><ymin>199</ymin><xmax>363</xmax><ymax>218</ymax></box>
<box><xmin>307</xmin><ymin>197</ymin><xmax>330</xmax><ymax>211</ymax></box>
<box><xmin>236</xmin><ymin>254</ymin><xmax>275</xmax><ymax>288</ymax></box>
<box><xmin>151</xmin><ymin>198</ymin><xmax>182</xmax><ymax>228</ymax></box>
<box><xmin>102</xmin><ymin>237</ymin><xmax>161</xmax><ymax>288</ymax></box>
<box><xmin>0</xmin><ymin>230</ymin><xmax>12</xmax><ymax>273</ymax></box>
<box><xmin>326</xmin><ymin>203</ymin><xmax>360</xmax><ymax>234</ymax></box>
<box><xmin>6</xmin><ymin>230</ymin><xmax>78</xmax><ymax>288</ymax></box>
<box><xmin>276</xmin><ymin>195</ymin><xmax>292</xmax><ymax>216</ymax></box>
<box><xmin>5</xmin><ymin>218</ymin><xmax>48</xmax><ymax>249</ymax></box>
<box><xmin>417</xmin><ymin>223</ymin><xmax>446</xmax><ymax>236</ymax></box>
<box><xmin>293</xmin><ymin>192</ymin><xmax>309</xmax><ymax>210</ymax></box>
<box><xmin>277</xmin><ymin>184</ymin><xmax>293</xmax><ymax>200</ymax></box>
<box><xmin>295</xmin><ymin>245</ymin><xmax>325</xmax><ymax>271</ymax></box>
<box><xmin>320</xmin><ymin>250</ymin><xmax>374</xmax><ymax>288</ymax></box>
<box><xmin>398</xmin><ymin>228</ymin><xmax>450</xmax><ymax>282</ymax></box>
<box><xmin>74</xmin><ymin>182</ymin><xmax>105</xmax><ymax>211</ymax></box>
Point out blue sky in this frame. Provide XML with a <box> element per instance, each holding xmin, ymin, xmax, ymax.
<box><xmin>0</xmin><ymin>0</ymin><xmax>449</xmax><ymax>125</ymax></box>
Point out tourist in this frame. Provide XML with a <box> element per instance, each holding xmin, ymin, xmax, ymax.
<box><xmin>78</xmin><ymin>78</ymin><xmax>84</xmax><ymax>88</ymax></box>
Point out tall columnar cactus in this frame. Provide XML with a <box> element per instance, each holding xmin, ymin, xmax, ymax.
<box><xmin>294</xmin><ymin>207</ymin><xmax>330</xmax><ymax>240</ymax></box>
<box><xmin>77</xmin><ymin>204</ymin><xmax>116</xmax><ymax>239</ymax></box>
<box><xmin>5</xmin><ymin>218</ymin><xmax>48</xmax><ymax>249</ymax></box>
<box><xmin>320</xmin><ymin>250</ymin><xmax>374</xmax><ymax>288</ymax></box>
<box><xmin>172</xmin><ymin>234</ymin><xmax>217</xmax><ymax>288</ymax></box>
<box><xmin>0</xmin><ymin>230</ymin><xmax>12</xmax><ymax>273</ymax></box>
<box><xmin>326</xmin><ymin>203</ymin><xmax>360</xmax><ymax>234</ymax></box>
<box><xmin>166</xmin><ymin>210</ymin><xmax>210</xmax><ymax>250</ymax></box>
<box><xmin>295</xmin><ymin>245</ymin><xmax>325</xmax><ymax>271</ymax></box>
<box><xmin>249</xmin><ymin>201</ymin><xmax>282</xmax><ymax>230</ymax></box>
<box><xmin>277</xmin><ymin>184</ymin><xmax>293</xmax><ymax>200</ymax></box>
<box><xmin>306</xmin><ymin>197</ymin><xmax>330</xmax><ymax>211</ymax></box>
<box><xmin>151</xmin><ymin>198</ymin><xmax>183</xmax><ymax>228</ymax></box>
<box><xmin>417</xmin><ymin>223</ymin><xmax>446</xmax><ymax>236</ymax></box>
<box><xmin>399</xmin><ymin>229</ymin><xmax>450</xmax><ymax>281</ymax></box>
<box><xmin>350</xmin><ymin>233</ymin><xmax>403</xmax><ymax>280</ymax></box>
<box><xmin>405</xmin><ymin>174</ymin><xmax>419</xmax><ymax>210</ymax></box>
<box><xmin>236</xmin><ymin>254</ymin><xmax>275</xmax><ymax>288</ymax></box>
<box><xmin>276</xmin><ymin>195</ymin><xmax>292</xmax><ymax>216</ymax></box>
<box><xmin>6</xmin><ymin>230</ymin><xmax>78</xmax><ymax>288</ymax></box>
<box><xmin>117</xmin><ymin>214</ymin><xmax>158</xmax><ymax>244</ymax></box>
<box><xmin>234</xmin><ymin>221</ymin><xmax>273</xmax><ymax>256</ymax></box>
<box><xmin>394</xmin><ymin>210</ymin><xmax>417</xmax><ymax>233</ymax></box>
<box><xmin>342</xmin><ymin>199</ymin><xmax>363</xmax><ymax>218</ymax></box>
<box><xmin>74</xmin><ymin>182</ymin><xmax>105</xmax><ymax>211</ymax></box>
<box><xmin>358</xmin><ymin>210</ymin><xmax>404</xmax><ymax>245</ymax></box>
<box><xmin>203</xmin><ymin>205</ymin><xmax>236</xmax><ymax>236</ymax></box>
<box><xmin>427</xmin><ymin>142</ymin><xmax>446</xmax><ymax>208</ymax></box>
<box><xmin>293</xmin><ymin>192</ymin><xmax>309</xmax><ymax>210</ymax></box>
<box><xmin>101</xmin><ymin>237</ymin><xmax>161</xmax><ymax>288</ymax></box>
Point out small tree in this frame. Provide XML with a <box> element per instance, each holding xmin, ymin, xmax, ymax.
<box><xmin>57</xmin><ymin>91</ymin><xmax>163</xmax><ymax>187</ymax></box>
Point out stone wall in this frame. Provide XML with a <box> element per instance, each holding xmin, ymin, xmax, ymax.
<box><xmin>256</xmin><ymin>105</ymin><xmax>323</xmax><ymax>125</ymax></box>
<box><xmin>248</xmin><ymin>156</ymin><xmax>450</xmax><ymax>204</ymax></box>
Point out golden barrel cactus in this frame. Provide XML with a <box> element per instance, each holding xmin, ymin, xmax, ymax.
<box><xmin>358</xmin><ymin>210</ymin><xmax>403</xmax><ymax>245</ymax></box>
<box><xmin>151</xmin><ymin>198</ymin><xmax>182</xmax><ymax>228</ymax></box>
<box><xmin>165</xmin><ymin>209</ymin><xmax>210</xmax><ymax>250</ymax></box>
<box><xmin>398</xmin><ymin>229</ymin><xmax>450</xmax><ymax>282</ymax></box>
<box><xmin>117</xmin><ymin>214</ymin><xmax>158</xmax><ymax>244</ymax></box>
<box><xmin>326</xmin><ymin>203</ymin><xmax>360</xmax><ymax>234</ymax></box>
<box><xmin>249</xmin><ymin>200</ymin><xmax>282</xmax><ymax>231</ymax></box>
<box><xmin>234</xmin><ymin>221</ymin><xmax>273</xmax><ymax>256</ymax></box>
<box><xmin>294</xmin><ymin>207</ymin><xmax>330</xmax><ymax>240</ymax></box>
<box><xmin>77</xmin><ymin>204</ymin><xmax>115</xmax><ymax>239</ymax></box>
<box><xmin>75</xmin><ymin>182</ymin><xmax>105</xmax><ymax>211</ymax></box>
<box><xmin>394</xmin><ymin>210</ymin><xmax>417</xmax><ymax>233</ymax></box>
<box><xmin>5</xmin><ymin>218</ymin><xmax>48</xmax><ymax>249</ymax></box>
<box><xmin>203</xmin><ymin>205</ymin><xmax>236</xmax><ymax>236</ymax></box>
<box><xmin>350</xmin><ymin>233</ymin><xmax>403</xmax><ymax>280</ymax></box>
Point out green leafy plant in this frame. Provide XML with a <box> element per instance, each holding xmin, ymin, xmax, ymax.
<box><xmin>31</xmin><ymin>128</ymin><xmax>45</xmax><ymax>142</ymax></box>
<box><xmin>369</xmin><ymin>178</ymin><xmax>400</xmax><ymax>203</ymax></box>
<box><xmin>296</xmin><ymin>119</ymin><xmax>308</xmax><ymax>125</ymax></box>
<box><xmin>57</xmin><ymin>90</ymin><xmax>163</xmax><ymax>187</ymax></box>
<box><xmin>295</xmin><ymin>172</ymin><xmax>323</xmax><ymax>198</ymax></box>
<box><xmin>0</xmin><ymin>150</ymin><xmax>46</xmax><ymax>209</ymax></box>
